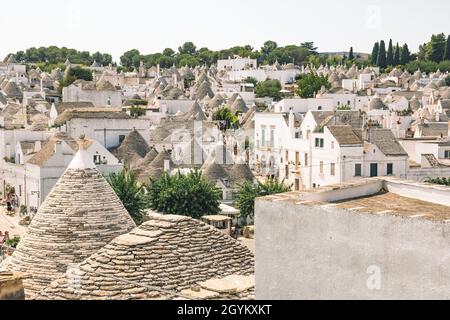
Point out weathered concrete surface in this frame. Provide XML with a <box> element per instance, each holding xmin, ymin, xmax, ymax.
<box><xmin>0</xmin><ymin>272</ymin><xmax>26</xmax><ymax>300</ymax></box>
<box><xmin>255</xmin><ymin>199</ymin><xmax>450</xmax><ymax>300</ymax></box>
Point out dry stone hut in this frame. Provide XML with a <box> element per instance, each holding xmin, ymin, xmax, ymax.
<box><xmin>183</xmin><ymin>101</ymin><xmax>207</xmax><ymax>121</ymax></box>
<box><xmin>137</xmin><ymin>149</ymin><xmax>174</xmax><ymax>182</ymax></box>
<box><xmin>133</xmin><ymin>148</ymin><xmax>159</xmax><ymax>178</ymax></box>
<box><xmin>111</xmin><ymin>129</ymin><xmax>150</xmax><ymax>169</ymax></box>
<box><xmin>230</xmin><ymin>96</ymin><xmax>249</xmax><ymax>115</ymax></box>
<box><xmin>35</xmin><ymin>213</ymin><xmax>254</xmax><ymax>300</ymax></box>
<box><xmin>1</xmin><ymin>138</ymin><xmax>136</xmax><ymax>298</ymax></box>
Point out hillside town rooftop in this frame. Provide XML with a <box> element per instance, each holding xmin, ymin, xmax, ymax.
<box><xmin>259</xmin><ymin>178</ymin><xmax>450</xmax><ymax>221</ymax></box>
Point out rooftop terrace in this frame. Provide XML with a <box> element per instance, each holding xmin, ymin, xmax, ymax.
<box><xmin>260</xmin><ymin>178</ymin><xmax>450</xmax><ymax>222</ymax></box>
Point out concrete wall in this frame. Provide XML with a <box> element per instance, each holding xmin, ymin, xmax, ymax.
<box><xmin>0</xmin><ymin>273</ymin><xmax>25</xmax><ymax>300</ymax></box>
<box><xmin>255</xmin><ymin>188</ymin><xmax>450</xmax><ymax>299</ymax></box>
<box><xmin>66</xmin><ymin>118</ymin><xmax>151</xmax><ymax>149</ymax></box>
<box><xmin>255</xmin><ymin>194</ymin><xmax>450</xmax><ymax>300</ymax></box>
<box><xmin>407</xmin><ymin>167</ymin><xmax>450</xmax><ymax>182</ymax></box>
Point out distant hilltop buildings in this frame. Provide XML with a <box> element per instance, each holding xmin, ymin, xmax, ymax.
<box><xmin>0</xmin><ymin>52</ymin><xmax>450</xmax><ymax>300</ymax></box>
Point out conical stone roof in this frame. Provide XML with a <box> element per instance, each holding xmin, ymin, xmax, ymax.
<box><xmin>113</xmin><ymin>129</ymin><xmax>150</xmax><ymax>168</ymax></box>
<box><xmin>1</xmin><ymin>140</ymin><xmax>136</xmax><ymax>298</ymax></box>
<box><xmin>230</xmin><ymin>97</ymin><xmax>249</xmax><ymax>114</ymax></box>
<box><xmin>184</xmin><ymin>101</ymin><xmax>207</xmax><ymax>121</ymax></box>
<box><xmin>3</xmin><ymin>80</ymin><xmax>23</xmax><ymax>98</ymax></box>
<box><xmin>35</xmin><ymin>213</ymin><xmax>254</xmax><ymax>300</ymax></box>
<box><xmin>138</xmin><ymin>149</ymin><xmax>174</xmax><ymax>182</ymax></box>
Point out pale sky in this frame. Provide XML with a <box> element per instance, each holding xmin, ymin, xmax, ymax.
<box><xmin>1</xmin><ymin>0</ymin><xmax>449</xmax><ymax>62</ymax></box>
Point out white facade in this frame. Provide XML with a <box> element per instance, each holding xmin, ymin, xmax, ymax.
<box><xmin>226</xmin><ymin>69</ymin><xmax>300</xmax><ymax>85</ymax></box>
<box><xmin>217</xmin><ymin>57</ymin><xmax>257</xmax><ymax>71</ymax></box>
<box><xmin>61</xmin><ymin>117</ymin><xmax>151</xmax><ymax>149</ymax></box>
<box><xmin>63</xmin><ymin>84</ymin><xmax>122</xmax><ymax>107</ymax></box>
<box><xmin>253</xmin><ymin>110</ymin><xmax>408</xmax><ymax>190</ymax></box>
<box><xmin>317</xmin><ymin>93</ymin><xmax>370</xmax><ymax>110</ymax></box>
<box><xmin>274</xmin><ymin>98</ymin><xmax>334</xmax><ymax>113</ymax></box>
<box><xmin>1</xmin><ymin>138</ymin><xmax>122</xmax><ymax>212</ymax></box>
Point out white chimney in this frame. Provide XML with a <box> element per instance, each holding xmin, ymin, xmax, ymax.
<box><xmin>164</xmin><ymin>159</ymin><xmax>170</xmax><ymax>172</ymax></box>
<box><xmin>54</xmin><ymin>141</ymin><xmax>62</xmax><ymax>154</ymax></box>
<box><xmin>34</xmin><ymin>141</ymin><xmax>42</xmax><ymax>153</ymax></box>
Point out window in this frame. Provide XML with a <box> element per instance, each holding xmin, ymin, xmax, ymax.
<box><xmin>387</xmin><ymin>163</ymin><xmax>393</xmax><ymax>176</ymax></box>
<box><xmin>304</xmin><ymin>153</ymin><xmax>308</xmax><ymax>167</ymax></box>
<box><xmin>445</xmin><ymin>150</ymin><xmax>450</xmax><ymax>159</ymax></box>
<box><xmin>285</xmin><ymin>165</ymin><xmax>289</xmax><ymax>179</ymax></box>
<box><xmin>295</xmin><ymin>179</ymin><xmax>300</xmax><ymax>191</ymax></box>
<box><xmin>270</xmin><ymin>127</ymin><xmax>275</xmax><ymax>148</ymax></box>
<box><xmin>355</xmin><ymin>163</ymin><xmax>362</xmax><ymax>177</ymax></box>
<box><xmin>306</xmin><ymin>130</ymin><xmax>311</xmax><ymax>140</ymax></box>
<box><xmin>318</xmin><ymin>106</ymin><xmax>322</xmax><ymax>110</ymax></box>
<box><xmin>19</xmin><ymin>185</ymin><xmax>22</xmax><ymax>197</ymax></box>
<box><xmin>93</xmin><ymin>155</ymin><xmax>101</xmax><ymax>165</ymax></box>
<box><xmin>261</xmin><ymin>127</ymin><xmax>266</xmax><ymax>147</ymax></box>
<box><xmin>330</xmin><ymin>163</ymin><xmax>335</xmax><ymax>176</ymax></box>
<box><xmin>315</xmin><ymin>138</ymin><xmax>324</xmax><ymax>148</ymax></box>
<box><xmin>331</xmin><ymin>141</ymin><xmax>335</xmax><ymax>149</ymax></box>
<box><xmin>285</xmin><ymin>150</ymin><xmax>289</xmax><ymax>163</ymax></box>
<box><xmin>295</xmin><ymin>152</ymin><xmax>300</xmax><ymax>170</ymax></box>
<box><xmin>320</xmin><ymin>161</ymin><xmax>324</xmax><ymax>174</ymax></box>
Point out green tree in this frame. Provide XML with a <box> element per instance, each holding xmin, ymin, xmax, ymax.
<box><xmin>178</xmin><ymin>42</ymin><xmax>197</xmax><ymax>55</ymax></box>
<box><xmin>349</xmin><ymin>47</ymin><xmax>354</xmax><ymax>60</ymax></box>
<box><xmin>387</xmin><ymin>39</ymin><xmax>394</xmax><ymax>66</ymax></box>
<box><xmin>296</xmin><ymin>73</ymin><xmax>330</xmax><ymax>98</ymax></box>
<box><xmin>404</xmin><ymin>60</ymin><xmax>439</xmax><ymax>74</ymax></box>
<box><xmin>213</xmin><ymin>106</ymin><xmax>239</xmax><ymax>129</ymax></box>
<box><xmin>120</xmin><ymin>49</ymin><xmax>140</xmax><ymax>69</ymax></box>
<box><xmin>107</xmin><ymin>170</ymin><xmax>148</xmax><ymax>225</ymax></box>
<box><xmin>445</xmin><ymin>75</ymin><xmax>450</xmax><ymax>86</ymax></box>
<box><xmin>300</xmin><ymin>42</ymin><xmax>318</xmax><ymax>55</ymax></box>
<box><xmin>261</xmin><ymin>40</ymin><xmax>278</xmax><ymax>55</ymax></box>
<box><xmin>393</xmin><ymin>43</ymin><xmax>400</xmax><ymax>66</ymax></box>
<box><xmin>444</xmin><ymin>35</ymin><xmax>450</xmax><ymax>61</ymax></box>
<box><xmin>255</xmin><ymin>79</ymin><xmax>282</xmax><ymax>101</ymax></box>
<box><xmin>400</xmin><ymin>43</ymin><xmax>411</xmax><ymax>65</ymax></box>
<box><xmin>427</xmin><ymin>177</ymin><xmax>450</xmax><ymax>186</ymax></box>
<box><xmin>59</xmin><ymin>67</ymin><xmax>93</xmax><ymax>93</ymax></box>
<box><xmin>130</xmin><ymin>106</ymin><xmax>146</xmax><ymax>117</ymax></box>
<box><xmin>162</xmin><ymin>48</ymin><xmax>175</xmax><ymax>57</ymax></box>
<box><xmin>146</xmin><ymin>171</ymin><xmax>221</xmax><ymax>219</ymax></box>
<box><xmin>427</xmin><ymin>33</ymin><xmax>446</xmax><ymax>62</ymax></box>
<box><xmin>235</xmin><ymin>179</ymin><xmax>291</xmax><ymax>223</ymax></box>
<box><xmin>242</xmin><ymin>76</ymin><xmax>258</xmax><ymax>87</ymax></box>
<box><xmin>197</xmin><ymin>47</ymin><xmax>218</xmax><ymax>66</ymax></box>
<box><xmin>10</xmin><ymin>46</ymin><xmax>111</xmax><ymax>65</ymax></box>
<box><xmin>6</xmin><ymin>236</ymin><xmax>20</xmax><ymax>248</ymax></box>
<box><xmin>371</xmin><ymin>42</ymin><xmax>379</xmax><ymax>65</ymax></box>
<box><xmin>377</xmin><ymin>40</ymin><xmax>387</xmax><ymax>68</ymax></box>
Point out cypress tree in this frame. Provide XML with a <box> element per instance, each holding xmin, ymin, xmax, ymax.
<box><xmin>377</xmin><ymin>40</ymin><xmax>387</xmax><ymax>68</ymax></box>
<box><xmin>444</xmin><ymin>35</ymin><xmax>450</xmax><ymax>61</ymax></box>
<box><xmin>400</xmin><ymin>43</ymin><xmax>410</xmax><ymax>65</ymax></box>
<box><xmin>393</xmin><ymin>43</ymin><xmax>400</xmax><ymax>66</ymax></box>
<box><xmin>349</xmin><ymin>47</ymin><xmax>354</xmax><ymax>60</ymax></box>
<box><xmin>371</xmin><ymin>42</ymin><xmax>379</xmax><ymax>65</ymax></box>
<box><xmin>387</xmin><ymin>39</ymin><xmax>393</xmax><ymax>66</ymax></box>
<box><xmin>428</xmin><ymin>33</ymin><xmax>446</xmax><ymax>62</ymax></box>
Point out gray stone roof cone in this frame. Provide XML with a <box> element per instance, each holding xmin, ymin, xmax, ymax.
<box><xmin>1</xmin><ymin>137</ymin><xmax>136</xmax><ymax>298</ymax></box>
